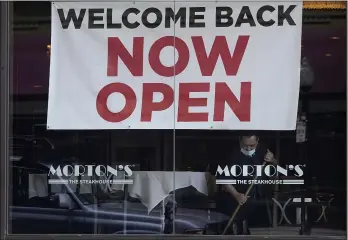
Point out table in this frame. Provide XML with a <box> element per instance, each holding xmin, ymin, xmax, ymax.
<box><xmin>272</xmin><ymin>195</ymin><xmax>334</xmax><ymax>225</ymax></box>
<box><xmin>314</xmin><ymin>195</ymin><xmax>334</xmax><ymax>223</ymax></box>
<box><xmin>128</xmin><ymin>171</ymin><xmax>208</xmax><ymax>213</ymax></box>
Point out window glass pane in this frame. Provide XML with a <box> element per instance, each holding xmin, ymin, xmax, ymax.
<box><xmin>5</xmin><ymin>0</ymin><xmax>347</xmax><ymax>238</ymax></box>
<box><xmin>172</xmin><ymin>1</ymin><xmax>347</xmax><ymax>237</ymax></box>
<box><xmin>9</xmin><ymin>1</ymin><xmax>176</xmax><ymax>235</ymax></box>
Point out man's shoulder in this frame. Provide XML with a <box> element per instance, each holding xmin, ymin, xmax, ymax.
<box><xmin>229</xmin><ymin>148</ymin><xmax>242</xmax><ymax>159</ymax></box>
<box><xmin>208</xmin><ymin>149</ymin><xmax>239</xmax><ymax>174</ymax></box>
<box><xmin>255</xmin><ymin>146</ymin><xmax>268</xmax><ymax>157</ymax></box>
<box><xmin>253</xmin><ymin>146</ymin><xmax>268</xmax><ymax>164</ymax></box>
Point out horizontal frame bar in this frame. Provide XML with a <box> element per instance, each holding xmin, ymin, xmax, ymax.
<box><xmin>4</xmin><ymin>235</ymin><xmax>347</xmax><ymax>240</ymax></box>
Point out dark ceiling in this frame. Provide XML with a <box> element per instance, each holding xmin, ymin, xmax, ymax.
<box><xmin>10</xmin><ymin>2</ymin><xmax>347</xmax><ymax>95</ymax></box>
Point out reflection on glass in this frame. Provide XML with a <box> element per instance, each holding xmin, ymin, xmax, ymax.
<box><xmin>7</xmin><ymin>1</ymin><xmax>347</xmax><ymax>237</ymax></box>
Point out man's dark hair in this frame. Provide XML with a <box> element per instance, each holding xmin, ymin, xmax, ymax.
<box><xmin>238</xmin><ymin>131</ymin><xmax>259</xmax><ymax>141</ymax></box>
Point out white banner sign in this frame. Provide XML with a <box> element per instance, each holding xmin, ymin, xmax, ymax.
<box><xmin>48</xmin><ymin>2</ymin><xmax>303</xmax><ymax>130</ymax></box>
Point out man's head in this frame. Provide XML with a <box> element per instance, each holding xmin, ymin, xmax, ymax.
<box><xmin>239</xmin><ymin>135</ymin><xmax>259</xmax><ymax>151</ymax></box>
<box><xmin>239</xmin><ymin>133</ymin><xmax>259</xmax><ymax>157</ymax></box>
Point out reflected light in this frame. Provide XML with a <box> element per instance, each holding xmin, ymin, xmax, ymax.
<box><xmin>33</xmin><ymin>85</ymin><xmax>43</xmax><ymax>88</ymax></box>
<box><xmin>47</xmin><ymin>44</ymin><xmax>51</xmax><ymax>57</ymax></box>
<box><xmin>303</xmin><ymin>1</ymin><xmax>346</xmax><ymax>10</ymax></box>
<box><xmin>325</xmin><ymin>54</ymin><xmax>332</xmax><ymax>57</ymax></box>
<box><xmin>330</xmin><ymin>37</ymin><xmax>340</xmax><ymax>40</ymax></box>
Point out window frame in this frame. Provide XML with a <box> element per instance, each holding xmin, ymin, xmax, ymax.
<box><xmin>1</xmin><ymin>1</ymin><xmax>347</xmax><ymax>239</ymax></box>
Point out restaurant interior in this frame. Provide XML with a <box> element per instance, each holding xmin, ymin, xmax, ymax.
<box><xmin>8</xmin><ymin>1</ymin><xmax>347</xmax><ymax>236</ymax></box>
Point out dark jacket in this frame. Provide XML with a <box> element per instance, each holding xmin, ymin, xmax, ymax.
<box><xmin>211</xmin><ymin>146</ymin><xmax>273</xmax><ymax>200</ymax></box>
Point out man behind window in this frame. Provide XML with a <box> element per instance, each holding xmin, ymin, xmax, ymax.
<box><xmin>210</xmin><ymin>133</ymin><xmax>277</xmax><ymax>235</ymax></box>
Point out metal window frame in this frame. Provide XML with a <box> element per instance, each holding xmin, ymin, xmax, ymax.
<box><xmin>1</xmin><ymin>1</ymin><xmax>11</xmax><ymax>238</ymax></box>
<box><xmin>1</xmin><ymin>1</ymin><xmax>347</xmax><ymax>240</ymax></box>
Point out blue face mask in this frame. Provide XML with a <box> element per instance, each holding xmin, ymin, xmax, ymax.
<box><xmin>241</xmin><ymin>148</ymin><xmax>256</xmax><ymax>157</ymax></box>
